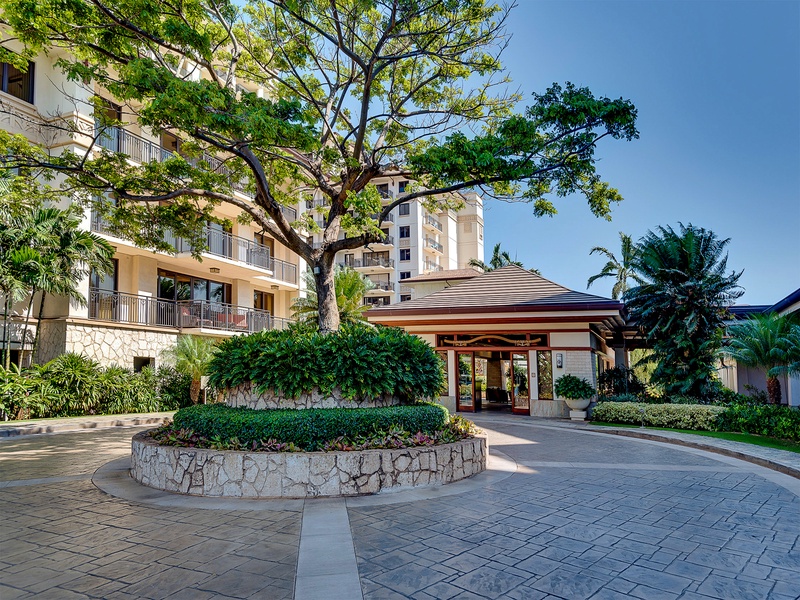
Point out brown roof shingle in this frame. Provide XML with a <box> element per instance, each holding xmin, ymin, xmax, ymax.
<box><xmin>371</xmin><ymin>265</ymin><xmax>622</xmax><ymax>315</ymax></box>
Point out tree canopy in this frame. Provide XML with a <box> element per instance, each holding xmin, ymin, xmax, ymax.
<box><xmin>0</xmin><ymin>0</ymin><xmax>639</xmax><ymax>332</ymax></box>
<box><xmin>624</xmin><ymin>223</ymin><xmax>743</xmax><ymax>400</ymax></box>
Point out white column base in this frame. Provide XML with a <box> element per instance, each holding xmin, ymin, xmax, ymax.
<box><xmin>569</xmin><ymin>410</ymin><xmax>587</xmax><ymax>421</ymax></box>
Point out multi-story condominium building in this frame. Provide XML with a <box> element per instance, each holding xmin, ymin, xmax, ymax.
<box><xmin>0</xmin><ymin>48</ymin><xmax>303</xmax><ymax>368</ymax></box>
<box><xmin>308</xmin><ymin>176</ymin><xmax>485</xmax><ymax>307</ymax></box>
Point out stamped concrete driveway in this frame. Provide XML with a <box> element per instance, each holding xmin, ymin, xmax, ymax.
<box><xmin>1</xmin><ymin>415</ymin><xmax>799</xmax><ymax>599</ymax></box>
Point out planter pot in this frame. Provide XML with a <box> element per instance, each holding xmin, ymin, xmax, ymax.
<box><xmin>563</xmin><ymin>397</ymin><xmax>591</xmax><ymax>421</ymax></box>
<box><xmin>563</xmin><ymin>397</ymin><xmax>591</xmax><ymax>411</ymax></box>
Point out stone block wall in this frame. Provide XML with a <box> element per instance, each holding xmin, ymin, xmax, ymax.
<box><xmin>131</xmin><ymin>432</ymin><xmax>487</xmax><ymax>498</ymax></box>
<box><xmin>225</xmin><ymin>383</ymin><xmax>403</xmax><ymax>410</ymax></box>
<box><xmin>564</xmin><ymin>350</ymin><xmax>596</xmax><ymax>387</ymax></box>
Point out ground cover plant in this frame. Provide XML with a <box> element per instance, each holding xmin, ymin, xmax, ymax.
<box><xmin>0</xmin><ymin>353</ymin><xmax>191</xmax><ymax>420</ymax></box>
<box><xmin>207</xmin><ymin>323</ymin><xmax>445</xmax><ymax>402</ymax></box>
<box><xmin>169</xmin><ymin>403</ymin><xmax>454</xmax><ymax>451</ymax></box>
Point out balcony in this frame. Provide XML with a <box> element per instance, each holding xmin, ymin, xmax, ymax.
<box><xmin>88</xmin><ymin>289</ymin><xmax>290</xmax><ymax>333</ymax></box>
<box><xmin>367</xmin><ymin>280</ymin><xmax>395</xmax><ymax>292</ymax></box>
<box><xmin>338</xmin><ymin>256</ymin><xmax>395</xmax><ymax>270</ymax></box>
<box><xmin>423</xmin><ymin>260</ymin><xmax>443</xmax><ymax>272</ymax></box>
<box><xmin>423</xmin><ymin>214</ymin><xmax>443</xmax><ymax>233</ymax></box>
<box><xmin>372</xmin><ymin>234</ymin><xmax>394</xmax><ymax>246</ymax></box>
<box><xmin>424</xmin><ymin>237</ymin><xmax>444</xmax><ymax>253</ymax></box>
<box><xmin>91</xmin><ymin>212</ymin><xmax>298</xmax><ymax>285</ymax></box>
<box><xmin>94</xmin><ymin>125</ymin><xmax>297</xmax><ymax>222</ymax></box>
<box><xmin>372</xmin><ymin>212</ymin><xmax>394</xmax><ymax>224</ymax></box>
<box><xmin>364</xmin><ymin>297</ymin><xmax>391</xmax><ymax>307</ymax></box>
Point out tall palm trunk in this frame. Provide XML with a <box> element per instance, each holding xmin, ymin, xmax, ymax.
<box><xmin>30</xmin><ymin>292</ymin><xmax>47</xmax><ymax>365</ymax></box>
<box><xmin>190</xmin><ymin>378</ymin><xmax>201</xmax><ymax>404</ymax></box>
<box><xmin>766</xmin><ymin>376</ymin><xmax>782</xmax><ymax>405</ymax></box>
<box><xmin>19</xmin><ymin>290</ymin><xmax>36</xmax><ymax>367</ymax></box>
<box><xmin>1</xmin><ymin>296</ymin><xmax>11</xmax><ymax>369</ymax></box>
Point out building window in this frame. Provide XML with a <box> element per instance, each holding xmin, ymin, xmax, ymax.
<box><xmin>90</xmin><ymin>259</ymin><xmax>118</xmax><ymax>292</ymax></box>
<box><xmin>399</xmin><ymin>203</ymin><xmax>410</xmax><ymax>216</ymax></box>
<box><xmin>376</xmin><ymin>183</ymin><xmax>389</xmax><ymax>197</ymax></box>
<box><xmin>399</xmin><ymin>226</ymin><xmax>410</xmax><ymax>238</ymax></box>
<box><xmin>398</xmin><ymin>181</ymin><xmax>408</xmax><ymax>193</ymax></box>
<box><xmin>399</xmin><ymin>249</ymin><xmax>411</xmax><ymax>261</ymax></box>
<box><xmin>400</xmin><ymin>271</ymin><xmax>411</xmax><ymax>280</ymax></box>
<box><xmin>254</xmin><ymin>291</ymin><xmax>275</xmax><ymax>314</ymax></box>
<box><xmin>400</xmin><ymin>294</ymin><xmax>411</xmax><ymax>302</ymax></box>
<box><xmin>1</xmin><ymin>59</ymin><xmax>34</xmax><ymax>104</ymax></box>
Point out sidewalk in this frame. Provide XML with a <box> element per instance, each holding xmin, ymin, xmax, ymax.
<box><xmin>553</xmin><ymin>418</ymin><xmax>800</xmax><ymax>480</ymax></box>
<box><xmin>0</xmin><ymin>411</ymin><xmax>174</xmax><ymax>437</ymax></box>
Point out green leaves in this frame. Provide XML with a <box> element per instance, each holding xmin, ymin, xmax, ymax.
<box><xmin>207</xmin><ymin>323</ymin><xmax>446</xmax><ymax>401</ymax></box>
<box><xmin>624</xmin><ymin>223</ymin><xmax>744</xmax><ymax>400</ymax></box>
<box><xmin>172</xmin><ymin>402</ymin><xmax>450</xmax><ymax>451</ymax></box>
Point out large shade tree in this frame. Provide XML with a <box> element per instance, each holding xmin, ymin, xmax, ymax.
<box><xmin>624</xmin><ymin>223</ymin><xmax>743</xmax><ymax>400</ymax></box>
<box><xmin>0</xmin><ymin>0</ymin><xmax>638</xmax><ymax>333</ymax></box>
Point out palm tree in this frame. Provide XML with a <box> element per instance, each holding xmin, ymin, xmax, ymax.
<box><xmin>0</xmin><ymin>247</ymin><xmax>41</xmax><ymax>369</ymax></box>
<box><xmin>724</xmin><ymin>313</ymin><xmax>799</xmax><ymax>404</ymax></box>
<box><xmin>625</xmin><ymin>223</ymin><xmax>743</xmax><ymax>400</ymax></box>
<box><xmin>469</xmin><ymin>243</ymin><xmax>540</xmax><ymax>274</ymax></box>
<box><xmin>587</xmin><ymin>232</ymin><xmax>645</xmax><ymax>299</ymax></box>
<box><xmin>29</xmin><ymin>209</ymin><xmax>115</xmax><ymax>363</ymax></box>
<box><xmin>292</xmin><ymin>266</ymin><xmax>374</xmax><ymax>325</ymax></box>
<box><xmin>165</xmin><ymin>335</ymin><xmax>217</xmax><ymax>404</ymax></box>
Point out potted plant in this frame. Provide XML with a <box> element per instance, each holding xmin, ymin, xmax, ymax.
<box><xmin>554</xmin><ymin>374</ymin><xmax>596</xmax><ymax>420</ymax></box>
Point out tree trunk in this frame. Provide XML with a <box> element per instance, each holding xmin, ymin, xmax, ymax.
<box><xmin>20</xmin><ymin>291</ymin><xmax>36</xmax><ymax>368</ymax></box>
<box><xmin>766</xmin><ymin>376</ymin><xmax>782</xmax><ymax>405</ymax></box>
<box><xmin>2</xmin><ymin>297</ymin><xmax>11</xmax><ymax>370</ymax></box>
<box><xmin>190</xmin><ymin>378</ymin><xmax>201</xmax><ymax>404</ymax></box>
<box><xmin>31</xmin><ymin>292</ymin><xmax>47</xmax><ymax>365</ymax></box>
<box><xmin>314</xmin><ymin>256</ymin><xmax>340</xmax><ymax>334</ymax></box>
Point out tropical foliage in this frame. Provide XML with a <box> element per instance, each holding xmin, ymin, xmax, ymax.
<box><xmin>163</xmin><ymin>335</ymin><xmax>218</xmax><ymax>404</ymax></box>
<box><xmin>292</xmin><ymin>267</ymin><xmax>374</xmax><ymax>326</ymax></box>
<box><xmin>468</xmin><ymin>242</ymin><xmax>542</xmax><ymax>274</ymax></box>
<box><xmin>724</xmin><ymin>313</ymin><xmax>800</xmax><ymax>404</ymax></box>
<box><xmin>624</xmin><ymin>223</ymin><xmax>743</xmax><ymax>400</ymax></box>
<box><xmin>0</xmin><ymin>353</ymin><xmax>191</xmax><ymax>420</ymax></box>
<box><xmin>170</xmin><ymin>403</ymin><xmax>451</xmax><ymax>451</ymax></box>
<box><xmin>591</xmin><ymin>401</ymin><xmax>724</xmax><ymax>430</ymax></box>
<box><xmin>207</xmin><ymin>323</ymin><xmax>445</xmax><ymax>401</ymax></box>
<box><xmin>0</xmin><ymin>196</ymin><xmax>114</xmax><ymax>367</ymax></box>
<box><xmin>0</xmin><ymin>0</ymin><xmax>638</xmax><ymax>332</ymax></box>
<box><xmin>586</xmin><ymin>232</ymin><xmax>644</xmax><ymax>299</ymax></box>
<box><xmin>554</xmin><ymin>374</ymin><xmax>596</xmax><ymax>400</ymax></box>
<box><xmin>152</xmin><ymin>413</ymin><xmax>475</xmax><ymax>452</ymax></box>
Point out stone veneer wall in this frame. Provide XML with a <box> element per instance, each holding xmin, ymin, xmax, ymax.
<box><xmin>131</xmin><ymin>431</ymin><xmax>487</xmax><ymax>498</ymax></box>
<box><xmin>64</xmin><ymin>323</ymin><xmax>179</xmax><ymax>368</ymax></box>
<box><xmin>225</xmin><ymin>382</ymin><xmax>402</xmax><ymax>410</ymax></box>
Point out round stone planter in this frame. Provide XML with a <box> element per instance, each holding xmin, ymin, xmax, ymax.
<box><xmin>131</xmin><ymin>431</ymin><xmax>487</xmax><ymax>498</ymax></box>
<box><xmin>224</xmin><ymin>383</ymin><xmax>403</xmax><ymax>410</ymax></box>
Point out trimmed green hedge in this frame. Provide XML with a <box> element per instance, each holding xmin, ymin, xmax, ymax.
<box><xmin>592</xmin><ymin>402</ymin><xmax>724</xmax><ymax>431</ymax></box>
<box><xmin>717</xmin><ymin>404</ymin><xmax>800</xmax><ymax>442</ymax></box>
<box><xmin>172</xmin><ymin>403</ymin><xmax>449</xmax><ymax>450</ymax></box>
<box><xmin>207</xmin><ymin>323</ymin><xmax>445</xmax><ymax>401</ymax></box>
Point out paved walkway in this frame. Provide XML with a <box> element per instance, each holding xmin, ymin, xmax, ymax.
<box><xmin>1</xmin><ymin>415</ymin><xmax>799</xmax><ymax>599</ymax></box>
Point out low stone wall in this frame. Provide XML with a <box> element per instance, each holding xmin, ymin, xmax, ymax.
<box><xmin>225</xmin><ymin>382</ymin><xmax>402</xmax><ymax>410</ymax></box>
<box><xmin>131</xmin><ymin>431</ymin><xmax>487</xmax><ymax>498</ymax></box>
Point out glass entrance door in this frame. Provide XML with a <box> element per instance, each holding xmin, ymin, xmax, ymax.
<box><xmin>456</xmin><ymin>353</ymin><xmax>475</xmax><ymax>412</ymax></box>
<box><xmin>511</xmin><ymin>353</ymin><xmax>530</xmax><ymax>414</ymax></box>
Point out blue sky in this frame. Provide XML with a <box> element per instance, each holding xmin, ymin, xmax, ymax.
<box><xmin>483</xmin><ymin>0</ymin><xmax>800</xmax><ymax>305</ymax></box>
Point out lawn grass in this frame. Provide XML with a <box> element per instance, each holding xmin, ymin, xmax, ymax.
<box><xmin>592</xmin><ymin>422</ymin><xmax>800</xmax><ymax>454</ymax></box>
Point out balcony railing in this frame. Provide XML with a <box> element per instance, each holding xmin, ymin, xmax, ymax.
<box><xmin>94</xmin><ymin>125</ymin><xmax>297</xmax><ymax>222</ymax></box>
<box><xmin>339</xmin><ymin>255</ymin><xmax>395</xmax><ymax>269</ymax></box>
<box><xmin>91</xmin><ymin>212</ymin><xmax>297</xmax><ymax>285</ymax></box>
<box><xmin>367</xmin><ymin>280</ymin><xmax>395</xmax><ymax>292</ymax></box>
<box><xmin>424</xmin><ymin>237</ymin><xmax>444</xmax><ymax>253</ymax></box>
<box><xmin>423</xmin><ymin>260</ymin><xmax>443</xmax><ymax>272</ymax></box>
<box><xmin>364</xmin><ymin>297</ymin><xmax>391</xmax><ymax>307</ymax></box>
<box><xmin>372</xmin><ymin>212</ymin><xmax>395</xmax><ymax>223</ymax></box>
<box><xmin>423</xmin><ymin>214</ymin><xmax>443</xmax><ymax>232</ymax></box>
<box><xmin>374</xmin><ymin>234</ymin><xmax>394</xmax><ymax>246</ymax></box>
<box><xmin>88</xmin><ymin>289</ymin><xmax>289</xmax><ymax>333</ymax></box>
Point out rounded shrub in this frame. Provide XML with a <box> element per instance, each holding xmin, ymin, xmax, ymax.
<box><xmin>207</xmin><ymin>323</ymin><xmax>445</xmax><ymax>401</ymax></box>
<box><xmin>172</xmin><ymin>403</ymin><xmax>450</xmax><ymax>450</ymax></box>
<box><xmin>591</xmin><ymin>401</ymin><xmax>724</xmax><ymax>430</ymax></box>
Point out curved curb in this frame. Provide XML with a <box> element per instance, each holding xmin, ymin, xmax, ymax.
<box><xmin>587</xmin><ymin>428</ymin><xmax>800</xmax><ymax>481</ymax></box>
<box><xmin>92</xmin><ymin>448</ymin><xmax>517</xmax><ymax>510</ymax></box>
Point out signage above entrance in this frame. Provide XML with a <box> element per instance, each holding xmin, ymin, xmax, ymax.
<box><xmin>437</xmin><ymin>333</ymin><xmax>546</xmax><ymax>348</ymax></box>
